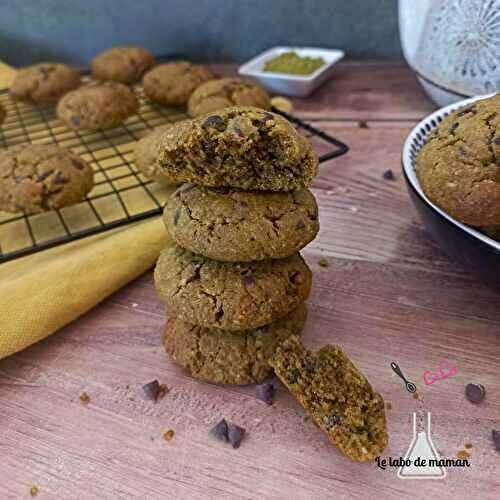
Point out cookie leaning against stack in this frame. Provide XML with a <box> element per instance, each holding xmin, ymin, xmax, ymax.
<box><xmin>151</xmin><ymin>106</ymin><xmax>317</xmax><ymax>384</ymax></box>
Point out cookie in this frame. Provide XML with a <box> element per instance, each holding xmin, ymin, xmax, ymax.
<box><xmin>164</xmin><ymin>303</ymin><xmax>307</xmax><ymax>385</ymax></box>
<box><xmin>91</xmin><ymin>46</ymin><xmax>155</xmax><ymax>84</ymax></box>
<box><xmin>0</xmin><ymin>103</ymin><xmax>5</xmax><ymax>125</ymax></box>
<box><xmin>143</xmin><ymin>62</ymin><xmax>214</xmax><ymax>106</ymax></box>
<box><xmin>187</xmin><ymin>77</ymin><xmax>271</xmax><ymax>117</ymax></box>
<box><xmin>0</xmin><ymin>144</ymin><xmax>94</xmax><ymax>213</ymax></box>
<box><xmin>156</xmin><ymin>107</ymin><xmax>318</xmax><ymax>191</ymax></box>
<box><xmin>134</xmin><ymin>125</ymin><xmax>182</xmax><ymax>186</ymax></box>
<box><xmin>164</xmin><ymin>184</ymin><xmax>319</xmax><ymax>261</ymax></box>
<box><xmin>154</xmin><ymin>242</ymin><xmax>312</xmax><ymax>331</ymax></box>
<box><xmin>270</xmin><ymin>336</ymin><xmax>388</xmax><ymax>462</ymax></box>
<box><xmin>417</xmin><ymin>94</ymin><xmax>500</xmax><ymax>226</ymax></box>
<box><xmin>10</xmin><ymin>63</ymin><xmax>81</xmax><ymax>104</ymax></box>
<box><xmin>57</xmin><ymin>82</ymin><xmax>139</xmax><ymax>130</ymax></box>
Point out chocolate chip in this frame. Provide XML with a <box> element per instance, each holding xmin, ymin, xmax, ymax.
<box><xmin>173</xmin><ymin>208</ymin><xmax>181</xmax><ymax>225</ymax></box>
<box><xmin>253</xmin><ymin>325</ymin><xmax>268</xmax><ymax>337</ymax></box>
<box><xmin>232</xmin><ymin>126</ymin><xmax>244</xmax><ymax>137</ymax></box>
<box><xmin>358</xmin><ymin>121</ymin><xmax>369</xmax><ymax>129</ymax></box>
<box><xmin>261</xmin><ymin>112</ymin><xmax>274</xmax><ymax>123</ymax></box>
<box><xmin>210</xmin><ymin>186</ymin><xmax>231</xmax><ymax>194</ymax></box>
<box><xmin>242</xmin><ymin>274</ymin><xmax>256</xmax><ymax>286</ymax></box>
<box><xmin>256</xmin><ymin>381</ymin><xmax>274</xmax><ymax>405</ymax></box>
<box><xmin>287</xmin><ymin>368</ymin><xmax>300</xmax><ymax>384</ymax></box>
<box><xmin>492</xmin><ymin>430</ymin><xmax>500</xmax><ymax>453</ymax></box>
<box><xmin>323</xmin><ymin>414</ymin><xmax>341</xmax><ymax>430</ymax></box>
<box><xmin>71</xmin><ymin>159</ymin><xmax>84</xmax><ymax>170</ymax></box>
<box><xmin>71</xmin><ymin>116</ymin><xmax>81</xmax><ymax>126</ymax></box>
<box><xmin>304</xmin><ymin>357</ymin><xmax>317</xmax><ymax>374</ymax></box>
<box><xmin>227</xmin><ymin>423</ymin><xmax>245</xmax><ymax>449</ymax></box>
<box><xmin>465</xmin><ymin>383</ymin><xmax>486</xmax><ymax>404</ymax></box>
<box><xmin>39</xmin><ymin>67</ymin><xmax>50</xmax><ymax>80</ymax></box>
<box><xmin>493</xmin><ymin>137</ymin><xmax>500</xmax><ymax>145</ymax></box>
<box><xmin>457</xmin><ymin>106</ymin><xmax>476</xmax><ymax>117</ymax></box>
<box><xmin>382</xmin><ymin>169</ymin><xmax>396</xmax><ymax>181</ymax></box>
<box><xmin>53</xmin><ymin>171</ymin><xmax>67</xmax><ymax>184</ymax></box>
<box><xmin>202</xmin><ymin>115</ymin><xmax>225</xmax><ymax>131</ymax></box>
<box><xmin>210</xmin><ymin>418</ymin><xmax>229</xmax><ymax>442</ymax></box>
<box><xmin>37</xmin><ymin>169</ymin><xmax>53</xmax><ymax>182</ymax></box>
<box><xmin>449</xmin><ymin>122</ymin><xmax>459</xmax><ymax>134</ymax></box>
<box><xmin>295</xmin><ymin>220</ymin><xmax>306</xmax><ymax>230</ymax></box>
<box><xmin>142</xmin><ymin>380</ymin><xmax>163</xmax><ymax>401</ymax></box>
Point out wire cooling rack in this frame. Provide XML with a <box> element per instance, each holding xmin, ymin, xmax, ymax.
<box><xmin>0</xmin><ymin>71</ymin><xmax>348</xmax><ymax>263</ymax></box>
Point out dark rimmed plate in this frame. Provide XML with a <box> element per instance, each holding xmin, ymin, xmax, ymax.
<box><xmin>402</xmin><ymin>93</ymin><xmax>500</xmax><ymax>287</ymax></box>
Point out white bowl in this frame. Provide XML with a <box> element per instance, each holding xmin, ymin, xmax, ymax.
<box><xmin>238</xmin><ymin>46</ymin><xmax>344</xmax><ymax>97</ymax></box>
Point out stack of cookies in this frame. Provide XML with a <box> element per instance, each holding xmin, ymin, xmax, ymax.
<box><xmin>152</xmin><ymin>106</ymin><xmax>320</xmax><ymax>385</ymax></box>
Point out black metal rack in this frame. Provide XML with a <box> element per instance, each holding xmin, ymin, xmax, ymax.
<box><xmin>0</xmin><ymin>73</ymin><xmax>348</xmax><ymax>264</ymax></box>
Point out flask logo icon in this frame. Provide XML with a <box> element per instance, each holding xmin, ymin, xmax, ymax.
<box><xmin>398</xmin><ymin>412</ymin><xmax>446</xmax><ymax>480</ymax></box>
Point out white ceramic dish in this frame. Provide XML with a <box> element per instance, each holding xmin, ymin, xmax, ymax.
<box><xmin>238</xmin><ymin>46</ymin><xmax>344</xmax><ymax>97</ymax></box>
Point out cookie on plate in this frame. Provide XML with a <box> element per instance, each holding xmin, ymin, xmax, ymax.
<box><xmin>164</xmin><ymin>303</ymin><xmax>307</xmax><ymax>385</ymax></box>
<box><xmin>57</xmin><ymin>82</ymin><xmax>139</xmax><ymax>130</ymax></box>
<box><xmin>154</xmin><ymin>242</ymin><xmax>312</xmax><ymax>331</ymax></box>
<box><xmin>10</xmin><ymin>63</ymin><xmax>81</xmax><ymax>104</ymax></box>
<box><xmin>134</xmin><ymin>125</ymin><xmax>182</xmax><ymax>186</ymax></box>
<box><xmin>270</xmin><ymin>336</ymin><xmax>389</xmax><ymax>462</ymax></box>
<box><xmin>91</xmin><ymin>46</ymin><xmax>155</xmax><ymax>84</ymax></box>
<box><xmin>143</xmin><ymin>62</ymin><xmax>214</xmax><ymax>106</ymax></box>
<box><xmin>156</xmin><ymin>106</ymin><xmax>318</xmax><ymax>191</ymax></box>
<box><xmin>187</xmin><ymin>77</ymin><xmax>271</xmax><ymax>117</ymax></box>
<box><xmin>417</xmin><ymin>93</ymin><xmax>500</xmax><ymax>226</ymax></box>
<box><xmin>0</xmin><ymin>144</ymin><xmax>94</xmax><ymax>213</ymax></box>
<box><xmin>164</xmin><ymin>183</ymin><xmax>319</xmax><ymax>261</ymax></box>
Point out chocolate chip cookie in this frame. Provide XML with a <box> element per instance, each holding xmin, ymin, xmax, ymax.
<box><xmin>0</xmin><ymin>144</ymin><xmax>94</xmax><ymax>213</ymax></box>
<box><xmin>143</xmin><ymin>62</ymin><xmax>214</xmax><ymax>106</ymax></box>
<box><xmin>156</xmin><ymin>107</ymin><xmax>318</xmax><ymax>191</ymax></box>
<box><xmin>91</xmin><ymin>46</ymin><xmax>155</xmax><ymax>84</ymax></box>
<box><xmin>57</xmin><ymin>82</ymin><xmax>139</xmax><ymax>130</ymax></box>
<box><xmin>270</xmin><ymin>336</ymin><xmax>388</xmax><ymax>462</ymax></box>
<box><xmin>154</xmin><ymin>242</ymin><xmax>312</xmax><ymax>331</ymax></box>
<box><xmin>10</xmin><ymin>63</ymin><xmax>81</xmax><ymax>104</ymax></box>
<box><xmin>417</xmin><ymin>94</ymin><xmax>500</xmax><ymax>226</ymax></box>
<box><xmin>164</xmin><ymin>184</ymin><xmax>319</xmax><ymax>261</ymax></box>
<box><xmin>134</xmin><ymin>125</ymin><xmax>182</xmax><ymax>186</ymax></box>
<box><xmin>187</xmin><ymin>77</ymin><xmax>271</xmax><ymax>117</ymax></box>
<box><xmin>164</xmin><ymin>303</ymin><xmax>307</xmax><ymax>385</ymax></box>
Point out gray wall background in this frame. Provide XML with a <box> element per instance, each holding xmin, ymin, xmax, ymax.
<box><xmin>0</xmin><ymin>0</ymin><xmax>402</xmax><ymax>67</ymax></box>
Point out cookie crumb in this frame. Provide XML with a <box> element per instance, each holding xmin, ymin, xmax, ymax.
<box><xmin>318</xmin><ymin>258</ymin><xmax>329</xmax><ymax>268</ymax></box>
<box><xmin>413</xmin><ymin>392</ymin><xmax>419</xmax><ymax>400</ymax></box>
<box><xmin>386</xmin><ymin>402</ymin><xmax>392</xmax><ymax>410</ymax></box>
<box><xmin>163</xmin><ymin>430</ymin><xmax>175</xmax><ymax>442</ymax></box>
<box><xmin>30</xmin><ymin>486</ymin><xmax>39</xmax><ymax>497</ymax></box>
<box><xmin>465</xmin><ymin>383</ymin><xmax>486</xmax><ymax>404</ymax></box>
<box><xmin>79</xmin><ymin>392</ymin><xmax>90</xmax><ymax>404</ymax></box>
<box><xmin>358</xmin><ymin>121</ymin><xmax>369</xmax><ymax>129</ymax></box>
<box><xmin>256</xmin><ymin>381</ymin><xmax>275</xmax><ymax>405</ymax></box>
<box><xmin>382</xmin><ymin>169</ymin><xmax>396</xmax><ymax>181</ymax></box>
<box><xmin>227</xmin><ymin>423</ymin><xmax>246</xmax><ymax>449</ymax></box>
<box><xmin>271</xmin><ymin>96</ymin><xmax>293</xmax><ymax>115</ymax></box>
<box><xmin>464</xmin><ymin>443</ymin><xmax>473</xmax><ymax>449</ymax></box>
<box><xmin>457</xmin><ymin>450</ymin><xmax>470</xmax><ymax>460</ymax></box>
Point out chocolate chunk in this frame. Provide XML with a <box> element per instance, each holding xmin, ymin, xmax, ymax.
<box><xmin>53</xmin><ymin>171</ymin><xmax>67</xmax><ymax>184</ymax></box>
<box><xmin>227</xmin><ymin>423</ymin><xmax>245</xmax><ymax>449</ymax></box>
<box><xmin>39</xmin><ymin>67</ymin><xmax>50</xmax><ymax>80</ymax></box>
<box><xmin>295</xmin><ymin>220</ymin><xmax>306</xmax><ymax>230</ymax></box>
<box><xmin>494</xmin><ymin>137</ymin><xmax>500</xmax><ymax>145</ymax></box>
<box><xmin>232</xmin><ymin>126</ymin><xmax>244</xmax><ymax>137</ymax></box>
<box><xmin>358</xmin><ymin>121</ymin><xmax>369</xmax><ymax>129</ymax></box>
<box><xmin>72</xmin><ymin>159</ymin><xmax>84</xmax><ymax>170</ymax></box>
<box><xmin>253</xmin><ymin>325</ymin><xmax>268</xmax><ymax>337</ymax></box>
<box><xmin>492</xmin><ymin>430</ymin><xmax>500</xmax><ymax>453</ymax></box>
<box><xmin>142</xmin><ymin>380</ymin><xmax>163</xmax><ymax>401</ymax></box>
<box><xmin>457</xmin><ymin>106</ymin><xmax>476</xmax><ymax>117</ymax></box>
<box><xmin>287</xmin><ymin>368</ymin><xmax>300</xmax><ymax>384</ymax></box>
<box><xmin>37</xmin><ymin>169</ymin><xmax>54</xmax><ymax>182</ymax></box>
<box><xmin>210</xmin><ymin>186</ymin><xmax>231</xmax><ymax>194</ymax></box>
<box><xmin>242</xmin><ymin>274</ymin><xmax>256</xmax><ymax>286</ymax></box>
<box><xmin>449</xmin><ymin>122</ymin><xmax>459</xmax><ymax>134</ymax></box>
<box><xmin>202</xmin><ymin>115</ymin><xmax>225</xmax><ymax>131</ymax></box>
<box><xmin>382</xmin><ymin>169</ymin><xmax>396</xmax><ymax>181</ymax></box>
<box><xmin>210</xmin><ymin>418</ymin><xmax>229</xmax><ymax>442</ymax></box>
<box><xmin>256</xmin><ymin>381</ymin><xmax>275</xmax><ymax>405</ymax></box>
<box><xmin>173</xmin><ymin>208</ymin><xmax>181</xmax><ymax>225</ymax></box>
<box><xmin>261</xmin><ymin>112</ymin><xmax>274</xmax><ymax>123</ymax></box>
<box><xmin>71</xmin><ymin>116</ymin><xmax>81</xmax><ymax>126</ymax></box>
<box><xmin>465</xmin><ymin>383</ymin><xmax>486</xmax><ymax>404</ymax></box>
<box><xmin>323</xmin><ymin>414</ymin><xmax>341</xmax><ymax>430</ymax></box>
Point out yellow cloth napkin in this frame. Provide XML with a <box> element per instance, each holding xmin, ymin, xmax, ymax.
<box><xmin>0</xmin><ymin>63</ymin><xmax>171</xmax><ymax>359</ymax></box>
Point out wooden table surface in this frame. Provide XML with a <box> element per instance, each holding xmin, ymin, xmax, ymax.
<box><xmin>1</xmin><ymin>62</ymin><xmax>499</xmax><ymax>500</ymax></box>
